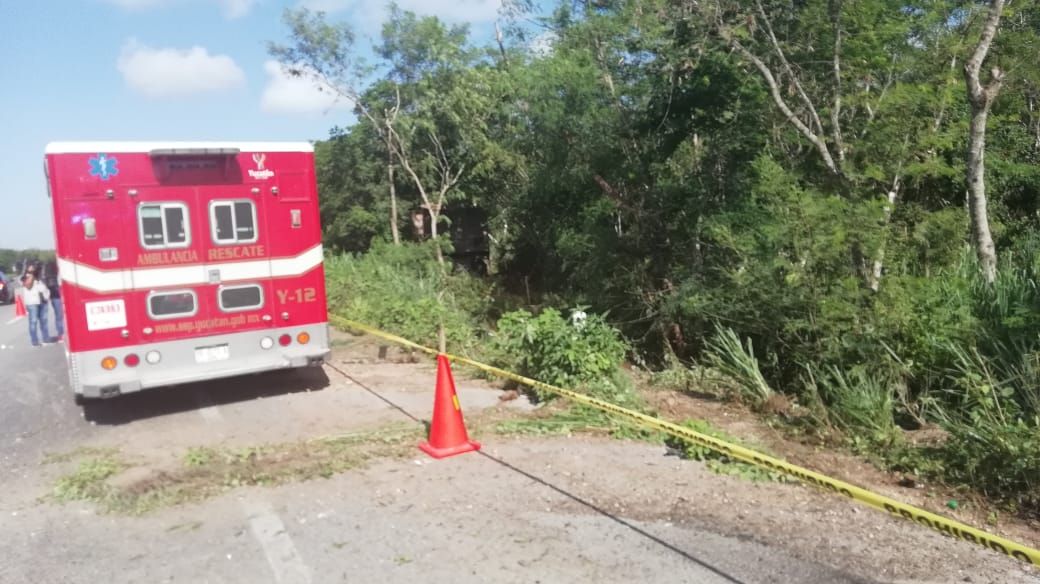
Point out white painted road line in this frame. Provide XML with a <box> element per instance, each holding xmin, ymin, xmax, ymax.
<box><xmin>6</xmin><ymin>316</ymin><xmax>24</xmax><ymax>325</ymax></box>
<box><xmin>242</xmin><ymin>499</ymin><xmax>313</xmax><ymax>584</ymax></box>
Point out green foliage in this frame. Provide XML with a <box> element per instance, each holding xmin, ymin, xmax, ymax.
<box><xmin>938</xmin><ymin>414</ymin><xmax>1040</xmax><ymax>512</ymax></box>
<box><xmin>315</xmin><ymin>129</ymin><xmax>396</xmax><ymax>252</ymax></box>
<box><xmin>183</xmin><ymin>447</ymin><xmax>217</xmax><ymax>468</ymax></box>
<box><xmin>282</xmin><ymin>0</ymin><xmax>1040</xmax><ymax>513</ymax></box>
<box><xmin>804</xmin><ymin>365</ymin><xmax>898</xmax><ymax>443</ymax></box>
<box><xmin>704</xmin><ymin>326</ymin><xmax>774</xmax><ymax>405</ymax></box>
<box><xmin>325</xmin><ymin>242</ymin><xmax>491</xmax><ymax>351</ymax></box>
<box><xmin>53</xmin><ymin>456</ymin><xmax>124</xmax><ymax>502</ymax></box>
<box><xmin>664</xmin><ymin>420</ymin><xmax>789</xmax><ymax>483</ymax></box>
<box><xmin>495</xmin><ymin>404</ymin><xmax>654</xmax><ymax>440</ymax></box>
<box><xmin>929</xmin><ymin>316</ymin><xmax>1040</xmax><ymax>511</ymax></box>
<box><xmin>0</xmin><ymin>248</ymin><xmax>55</xmax><ymax>274</ymax></box>
<box><xmin>487</xmin><ymin>308</ymin><xmax>631</xmax><ymax>403</ymax></box>
<box><xmin>52</xmin><ymin>426</ymin><xmax>421</xmax><ymax>515</ymax></box>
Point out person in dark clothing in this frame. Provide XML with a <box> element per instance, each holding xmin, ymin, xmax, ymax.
<box><xmin>44</xmin><ymin>261</ymin><xmax>64</xmax><ymax>341</ymax></box>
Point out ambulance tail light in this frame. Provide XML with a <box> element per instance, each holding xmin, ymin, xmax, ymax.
<box><xmin>145</xmin><ymin>351</ymin><xmax>162</xmax><ymax>364</ymax></box>
<box><xmin>101</xmin><ymin>356</ymin><xmax>117</xmax><ymax>370</ymax></box>
<box><xmin>278</xmin><ymin>334</ymin><xmax>292</xmax><ymax>347</ymax></box>
<box><xmin>124</xmin><ymin>353</ymin><xmax>140</xmax><ymax>367</ymax></box>
<box><xmin>296</xmin><ymin>332</ymin><xmax>310</xmax><ymax>345</ymax></box>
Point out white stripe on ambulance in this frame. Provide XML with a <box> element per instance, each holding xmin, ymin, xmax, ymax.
<box><xmin>58</xmin><ymin>244</ymin><xmax>323</xmax><ymax>293</ymax></box>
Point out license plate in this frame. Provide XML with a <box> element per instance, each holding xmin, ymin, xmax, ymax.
<box><xmin>194</xmin><ymin>344</ymin><xmax>230</xmax><ymax>364</ymax></box>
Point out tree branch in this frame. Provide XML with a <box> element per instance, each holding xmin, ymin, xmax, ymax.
<box><xmin>964</xmin><ymin>0</ymin><xmax>1007</xmax><ymax>107</ymax></box>
<box><xmin>593</xmin><ymin>175</ymin><xmax>638</xmax><ymax>214</ymax></box>
<box><xmin>859</xmin><ymin>57</ymin><xmax>897</xmax><ymax>139</ymax></box>
<box><xmin>494</xmin><ymin>21</ymin><xmax>509</xmax><ymax>67</ymax></box>
<box><xmin>722</xmin><ymin>31</ymin><xmax>841</xmax><ymax>176</ymax></box>
<box><xmin>754</xmin><ymin>0</ymin><xmax>826</xmax><ymax>138</ymax></box>
<box><xmin>828</xmin><ymin>0</ymin><xmax>845</xmax><ymax>163</ymax></box>
<box><xmin>386</xmin><ymin>123</ymin><xmax>429</xmax><ymax>204</ymax></box>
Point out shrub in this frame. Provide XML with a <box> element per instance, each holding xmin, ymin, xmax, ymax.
<box><xmin>933</xmin><ymin>341</ymin><xmax>1040</xmax><ymax>512</ymax></box>
<box><xmin>938</xmin><ymin>415</ymin><xmax>1040</xmax><ymax>512</ymax></box>
<box><xmin>704</xmin><ymin>325</ymin><xmax>774</xmax><ymax>406</ymax></box>
<box><xmin>487</xmin><ymin>308</ymin><xmax>631</xmax><ymax>403</ymax></box>
<box><xmin>804</xmin><ymin>365</ymin><xmax>898</xmax><ymax>445</ymax></box>
<box><xmin>325</xmin><ymin>241</ymin><xmax>491</xmax><ymax>351</ymax></box>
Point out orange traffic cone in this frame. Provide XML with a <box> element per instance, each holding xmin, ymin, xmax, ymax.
<box><xmin>14</xmin><ymin>294</ymin><xmax>26</xmax><ymax>318</ymax></box>
<box><xmin>419</xmin><ymin>354</ymin><xmax>481</xmax><ymax>459</ymax></box>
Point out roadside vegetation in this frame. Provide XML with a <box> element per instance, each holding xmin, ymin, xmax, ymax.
<box><xmin>285</xmin><ymin>1</ymin><xmax>1040</xmax><ymax>518</ymax></box>
<box><xmin>0</xmin><ymin>248</ymin><xmax>54</xmax><ymax>274</ymax></box>
<box><xmin>48</xmin><ymin>426</ymin><xmax>421</xmax><ymax>515</ymax></box>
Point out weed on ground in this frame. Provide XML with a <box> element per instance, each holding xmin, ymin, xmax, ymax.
<box><xmin>48</xmin><ymin>424</ymin><xmax>422</xmax><ymax>515</ymax></box>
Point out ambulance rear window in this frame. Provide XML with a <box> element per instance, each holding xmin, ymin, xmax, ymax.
<box><xmin>139</xmin><ymin>203</ymin><xmax>190</xmax><ymax>249</ymax></box>
<box><xmin>219</xmin><ymin>284</ymin><xmax>263</xmax><ymax>312</ymax></box>
<box><xmin>211</xmin><ymin>200</ymin><xmax>257</xmax><ymax>244</ymax></box>
<box><xmin>147</xmin><ymin>290</ymin><xmax>197</xmax><ymax>319</ymax></box>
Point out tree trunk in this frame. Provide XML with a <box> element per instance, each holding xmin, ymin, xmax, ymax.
<box><xmin>962</xmin><ymin>0</ymin><xmax>1006</xmax><ymax>284</ymax></box>
<box><xmin>388</xmin><ymin>151</ymin><xmax>400</xmax><ymax>245</ymax></box>
<box><xmin>868</xmin><ymin>181</ymin><xmax>900</xmax><ymax>292</ymax></box>
<box><xmin>494</xmin><ymin>21</ymin><xmax>509</xmax><ymax>67</ymax></box>
<box><xmin>429</xmin><ymin>210</ymin><xmax>445</xmax><ymax>265</ymax></box>
<box><xmin>966</xmin><ymin>107</ymin><xmax>998</xmax><ymax>282</ymax></box>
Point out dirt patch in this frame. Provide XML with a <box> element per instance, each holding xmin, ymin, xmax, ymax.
<box><xmin>49</xmin><ymin>424</ymin><xmax>424</xmax><ymax>515</ymax></box>
<box><xmin>474</xmin><ymin>436</ymin><xmax>1037</xmax><ymax>584</ymax></box>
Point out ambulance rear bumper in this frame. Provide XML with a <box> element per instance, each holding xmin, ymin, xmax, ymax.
<box><xmin>67</xmin><ymin>325</ymin><xmax>330</xmax><ymax>399</ymax></box>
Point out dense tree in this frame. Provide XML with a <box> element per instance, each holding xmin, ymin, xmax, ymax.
<box><xmin>272</xmin><ymin>6</ymin><xmax>524</xmax><ymax>264</ymax></box>
<box><xmin>274</xmin><ymin>3</ymin><xmax>1040</xmax><ymax>507</ymax></box>
<box><xmin>963</xmin><ymin>0</ymin><xmax>1009</xmax><ymax>283</ymax></box>
<box><xmin>275</xmin><ymin>0</ymin><xmax>1040</xmax><ymax>340</ymax></box>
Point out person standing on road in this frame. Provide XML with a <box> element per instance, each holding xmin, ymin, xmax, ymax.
<box><xmin>21</xmin><ymin>272</ymin><xmax>54</xmax><ymax>347</ymax></box>
<box><xmin>43</xmin><ymin>261</ymin><xmax>64</xmax><ymax>341</ymax></box>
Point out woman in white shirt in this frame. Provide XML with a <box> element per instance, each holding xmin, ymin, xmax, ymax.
<box><xmin>20</xmin><ymin>272</ymin><xmax>53</xmax><ymax>347</ymax></box>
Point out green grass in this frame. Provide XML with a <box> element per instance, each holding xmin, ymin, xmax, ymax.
<box><xmin>493</xmin><ymin>401</ymin><xmax>661</xmax><ymax>441</ymax></box>
<box><xmin>664</xmin><ymin>419</ymin><xmax>792</xmax><ymax>484</ymax></box>
<box><xmin>52</xmin><ymin>456</ymin><xmax>126</xmax><ymax>503</ymax></box>
<box><xmin>48</xmin><ymin>425</ymin><xmax>423</xmax><ymax>515</ymax></box>
<box><xmin>183</xmin><ymin>446</ymin><xmax>217</xmax><ymax>468</ymax></box>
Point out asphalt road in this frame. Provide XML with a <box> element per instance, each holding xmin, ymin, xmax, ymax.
<box><xmin>0</xmin><ymin>300</ymin><xmax>1032</xmax><ymax>584</ymax></box>
<box><xmin>0</xmin><ymin>300</ymin><xmax>92</xmax><ymax>472</ymax></box>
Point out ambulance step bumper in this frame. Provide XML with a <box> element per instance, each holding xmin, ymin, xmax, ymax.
<box><xmin>69</xmin><ymin>326</ymin><xmax>330</xmax><ymax>399</ymax></box>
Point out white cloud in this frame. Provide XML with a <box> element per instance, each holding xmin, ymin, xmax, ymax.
<box><xmin>219</xmin><ymin>0</ymin><xmax>257</xmax><ymax>19</ymax></box>
<box><xmin>117</xmin><ymin>40</ymin><xmax>246</xmax><ymax>98</ymax></box>
<box><xmin>102</xmin><ymin>0</ymin><xmax>258</xmax><ymax>19</ymax></box>
<box><xmin>260</xmin><ymin>60</ymin><xmax>352</xmax><ymax>115</ymax></box>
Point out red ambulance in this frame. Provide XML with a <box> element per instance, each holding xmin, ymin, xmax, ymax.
<box><xmin>44</xmin><ymin>142</ymin><xmax>330</xmax><ymax>403</ymax></box>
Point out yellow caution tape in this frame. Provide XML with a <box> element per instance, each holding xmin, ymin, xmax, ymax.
<box><xmin>329</xmin><ymin>315</ymin><xmax>1040</xmax><ymax>566</ymax></box>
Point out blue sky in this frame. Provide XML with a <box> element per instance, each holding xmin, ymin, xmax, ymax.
<box><xmin>0</xmin><ymin>0</ymin><xmax>519</xmax><ymax>249</ymax></box>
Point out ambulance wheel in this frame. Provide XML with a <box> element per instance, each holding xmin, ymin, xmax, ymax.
<box><xmin>74</xmin><ymin>393</ymin><xmax>88</xmax><ymax>407</ymax></box>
